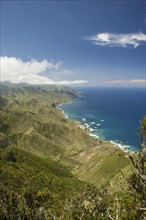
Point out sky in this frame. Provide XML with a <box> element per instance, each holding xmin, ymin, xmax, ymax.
<box><xmin>0</xmin><ymin>0</ymin><xmax>146</xmax><ymax>87</ymax></box>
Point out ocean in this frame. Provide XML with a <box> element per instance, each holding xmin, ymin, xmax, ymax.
<box><xmin>61</xmin><ymin>87</ymin><xmax>145</xmax><ymax>152</ymax></box>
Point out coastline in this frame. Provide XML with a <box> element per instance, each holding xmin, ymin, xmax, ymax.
<box><xmin>58</xmin><ymin>101</ymin><xmax>132</xmax><ymax>153</ymax></box>
<box><xmin>57</xmin><ymin>102</ymin><xmax>73</xmax><ymax>119</ymax></box>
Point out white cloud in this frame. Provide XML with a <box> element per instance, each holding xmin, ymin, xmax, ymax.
<box><xmin>84</xmin><ymin>32</ymin><xmax>146</xmax><ymax>48</ymax></box>
<box><xmin>105</xmin><ymin>79</ymin><xmax>146</xmax><ymax>85</ymax></box>
<box><xmin>0</xmin><ymin>56</ymin><xmax>87</xmax><ymax>85</ymax></box>
<box><xmin>55</xmin><ymin>80</ymin><xmax>88</xmax><ymax>85</ymax></box>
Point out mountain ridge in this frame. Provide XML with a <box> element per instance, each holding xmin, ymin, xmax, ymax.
<box><xmin>1</xmin><ymin>82</ymin><xmax>144</xmax><ymax>219</ymax></box>
<box><xmin>0</xmin><ymin>81</ymin><xmax>130</xmax><ymax>187</ymax></box>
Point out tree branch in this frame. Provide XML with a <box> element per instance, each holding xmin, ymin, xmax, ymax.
<box><xmin>107</xmin><ymin>208</ymin><xmax>114</xmax><ymax>220</ymax></box>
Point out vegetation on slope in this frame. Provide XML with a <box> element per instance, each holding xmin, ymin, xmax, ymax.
<box><xmin>0</xmin><ymin>146</ymin><xmax>85</xmax><ymax>219</ymax></box>
<box><xmin>0</xmin><ymin>82</ymin><xmax>145</xmax><ymax>219</ymax></box>
<box><xmin>0</xmin><ymin>82</ymin><xmax>130</xmax><ymax>187</ymax></box>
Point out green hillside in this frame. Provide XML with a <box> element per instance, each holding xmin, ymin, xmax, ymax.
<box><xmin>0</xmin><ymin>82</ymin><xmax>145</xmax><ymax>219</ymax></box>
<box><xmin>0</xmin><ymin>82</ymin><xmax>130</xmax><ymax>187</ymax></box>
<box><xmin>0</xmin><ymin>146</ymin><xmax>85</xmax><ymax>219</ymax></box>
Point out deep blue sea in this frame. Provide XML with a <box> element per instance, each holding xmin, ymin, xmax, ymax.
<box><xmin>61</xmin><ymin>87</ymin><xmax>145</xmax><ymax>152</ymax></box>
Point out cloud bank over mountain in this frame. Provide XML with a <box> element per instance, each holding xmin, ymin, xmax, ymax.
<box><xmin>0</xmin><ymin>56</ymin><xmax>88</xmax><ymax>85</ymax></box>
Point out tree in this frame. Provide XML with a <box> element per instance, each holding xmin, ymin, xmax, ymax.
<box><xmin>107</xmin><ymin>117</ymin><xmax>146</xmax><ymax>220</ymax></box>
<box><xmin>0</xmin><ymin>115</ymin><xmax>10</xmax><ymax>133</ymax></box>
<box><xmin>120</xmin><ymin>117</ymin><xmax>146</xmax><ymax>219</ymax></box>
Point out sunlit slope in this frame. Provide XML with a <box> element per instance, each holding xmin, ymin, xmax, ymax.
<box><xmin>0</xmin><ymin>82</ymin><xmax>130</xmax><ymax>187</ymax></box>
<box><xmin>0</xmin><ymin>146</ymin><xmax>85</xmax><ymax>216</ymax></box>
<box><xmin>71</xmin><ymin>142</ymin><xmax>130</xmax><ymax>186</ymax></box>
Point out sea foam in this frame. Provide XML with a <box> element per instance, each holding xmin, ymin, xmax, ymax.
<box><xmin>110</xmin><ymin>140</ymin><xmax>131</xmax><ymax>152</ymax></box>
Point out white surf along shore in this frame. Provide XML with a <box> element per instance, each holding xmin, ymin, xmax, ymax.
<box><xmin>58</xmin><ymin>103</ymin><xmax>131</xmax><ymax>153</ymax></box>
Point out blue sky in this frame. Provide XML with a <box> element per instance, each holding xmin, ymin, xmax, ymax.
<box><xmin>1</xmin><ymin>0</ymin><xmax>146</xmax><ymax>86</ymax></box>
